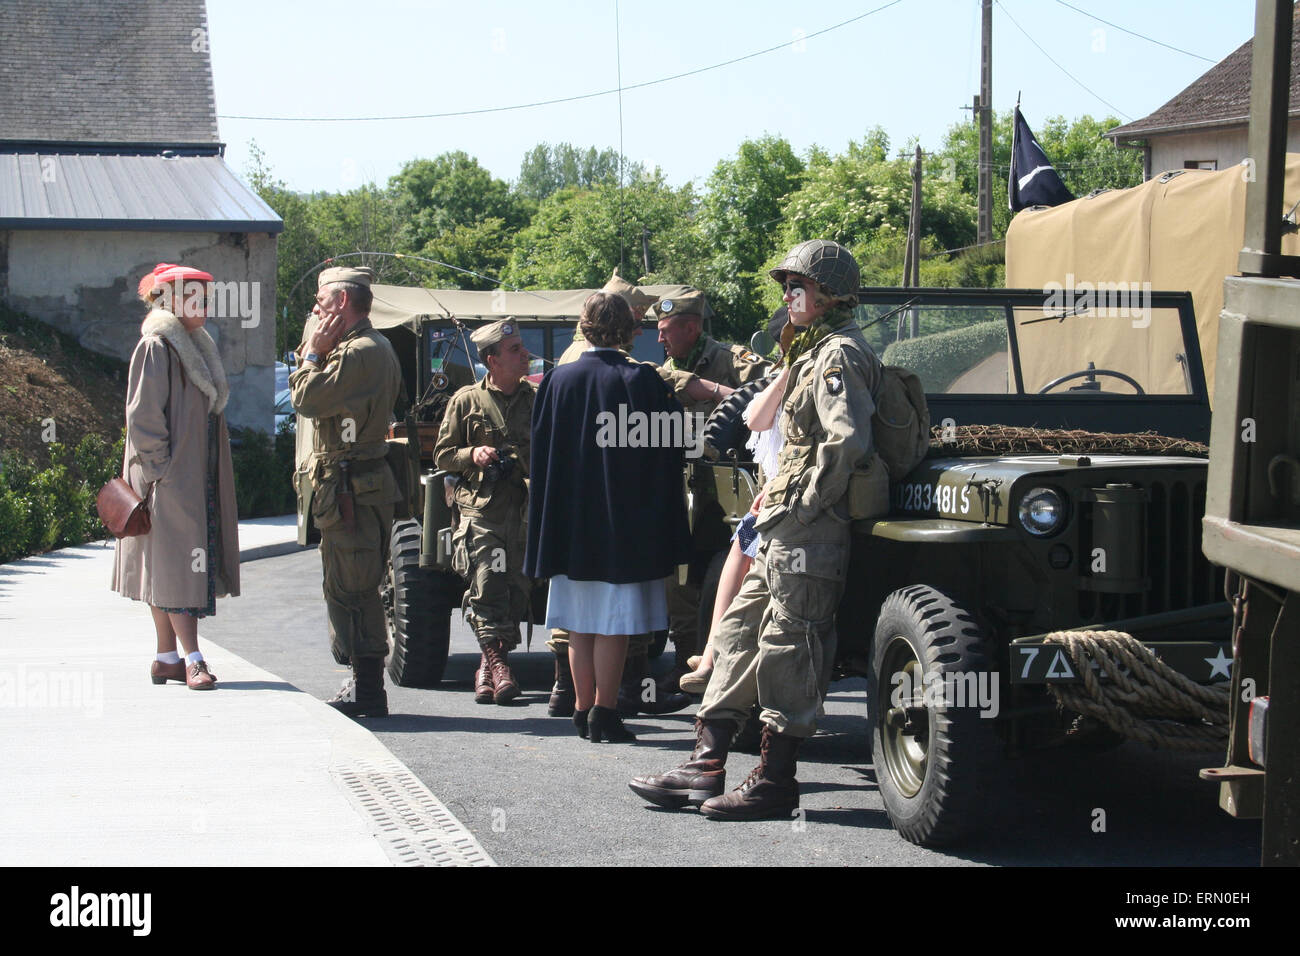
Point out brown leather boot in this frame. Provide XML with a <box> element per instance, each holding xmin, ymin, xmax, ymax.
<box><xmin>548</xmin><ymin>650</ymin><xmax>575</xmax><ymax>717</ymax></box>
<box><xmin>628</xmin><ymin>718</ymin><xmax>735</xmax><ymax>808</ymax></box>
<box><xmin>698</xmin><ymin>724</ymin><xmax>800</xmax><ymax>821</ymax></box>
<box><xmin>474</xmin><ymin>651</ymin><xmax>495</xmax><ymax>704</ymax></box>
<box><xmin>485</xmin><ymin>640</ymin><xmax>520</xmax><ymax>705</ymax></box>
<box><xmin>327</xmin><ymin>657</ymin><xmax>388</xmax><ymax>718</ymax></box>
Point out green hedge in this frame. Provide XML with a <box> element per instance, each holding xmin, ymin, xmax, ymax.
<box><xmin>0</xmin><ymin>432</ymin><xmax>124</xmax><ymax>564</ymax></box>
<box><xmin>229</xmin><ymin>425</ymin><xmax>296</xmax><ymax>519</ymax></box>
<box><xmin>882</xmin><ymin>319</ymin><xmax>1007</xmax><ymax>393</ymax></box>
<box><xmin>1</xmin><ymin>425</ymin><xmax>297</xmax><ymax>564</ymax></box>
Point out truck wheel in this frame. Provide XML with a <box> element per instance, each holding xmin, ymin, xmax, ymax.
<box><xmin>868</xmin><ymin>585</ymin><xmax>1000</xmax><ymax>847</ymax></box>
<box><xmin>384</xmin><ymin>518</ymin><xmax>452</xmax><ymax>687</ymax></box>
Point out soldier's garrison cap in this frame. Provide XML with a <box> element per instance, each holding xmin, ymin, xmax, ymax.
<box><xmin>601</xmin><ymin>269</ymin><xmax>659</xmax><ymax>311</ymax></box>
<box><xmin>647</xmin><ymin>288</ymin><xmax>707</xmax><ymax>321</ymax></box>
<box><xmin>318</xmin><ymin>265</ymin><xmax>375</xmax><ymax>288</ymax></box>
<box><xmin>471</xmin><ymin>318</ymin><xmax>520</xmax><ymax>349</ymax></box>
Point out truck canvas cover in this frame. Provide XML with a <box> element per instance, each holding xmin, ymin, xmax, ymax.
<box><xmin>1005</xmin><ymin>153</ymin><xmax>1300</xmax><ymax>402</ymax></box>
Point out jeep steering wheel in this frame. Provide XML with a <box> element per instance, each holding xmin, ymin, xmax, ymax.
<box><xmin>1036</xmin><ymin>369</ymin><xmax>1145</xmax><ymax>395</ymax></box>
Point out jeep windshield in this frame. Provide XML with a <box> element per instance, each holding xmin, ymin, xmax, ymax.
<box><xmin>853</xmin><ymin>288</ymin><xmax>1210</xmax><ymax>444</ymax></box>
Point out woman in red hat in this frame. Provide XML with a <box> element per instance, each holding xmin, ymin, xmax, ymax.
<box><xmin>112</xmin><ymin>263</ymin><xmax>241</xmax><ymax>689</ymax></box>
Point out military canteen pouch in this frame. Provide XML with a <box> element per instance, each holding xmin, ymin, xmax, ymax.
<box><xmin>848</xmin><ymin>453</ymin><xmax>891</xmax><ymax>519</ymax></box>
<box><xmin>97</xmin><ymin>477</ymin><xmax>151</xmax><ymax>538</ymax></box>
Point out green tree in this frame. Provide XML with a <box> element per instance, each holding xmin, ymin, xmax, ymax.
<box><xmin>762</xmin><ymin>130</ymin><xmax>976</xmax><ymax>317</ymax></box>
<box><xmin>390</xmin><ymin>152</ymin><xmax>522</xmax><ymax>253</ymax></box>
<box><xmin>515</xmin><ymin>143</ymin><xmax>636</xmax><ymax>202</ymax></box>
<box><xmin>504</xmin><ymin>172</ymin><xmax>704</xmax><ymax>294</ymax></box>
<box><xmin>697</xmin><ymin>135</ymin><xmax>805</xmax><ymax>339</ymax></box>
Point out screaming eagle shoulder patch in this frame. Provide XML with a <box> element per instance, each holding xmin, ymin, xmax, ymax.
<box><xmin>823</xmin><ymin>366</ymin><xmax>844</xmax><ymax>395</ymax></box>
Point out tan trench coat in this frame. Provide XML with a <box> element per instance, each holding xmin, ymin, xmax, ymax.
<box><xmin>112</xmin><ymin>310</ymin><xmax>240</xmax><ymax>608</ymax></box>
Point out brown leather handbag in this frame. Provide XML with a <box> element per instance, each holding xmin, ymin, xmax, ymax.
<box><xmin>97</xmin><ymin>477</ymin><xmax>152</xmax><ymax>538</ymax></box>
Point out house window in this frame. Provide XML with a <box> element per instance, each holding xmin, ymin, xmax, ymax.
<box><xmin>1184</xmin><ymin>160</ymin><xmax>1218</xmax><ymax>170</ymax></box>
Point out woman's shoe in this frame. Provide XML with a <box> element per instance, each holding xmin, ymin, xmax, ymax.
<box><xmin>186</xmin><ymin>661</ymin><xmax>217</xmax><ymax>690</ymax></box>
<box><xmin>573</xmin><ymin>708</ymin><xmax>590</xmax><ymax>739</ymax></box>
<box><xmin>678</xmin><ymin>666</ymin><xmax>713</xmax><ymax>695</ymax></box>
<box><xmin>150</xmin><ymin>659</ymin><xmax>187</xmax><ymax>685</ymax></box>
<box><xmin>589</xmin><ymin>705</ymin><xmax>636</xmax><ymax>743</ymax></box>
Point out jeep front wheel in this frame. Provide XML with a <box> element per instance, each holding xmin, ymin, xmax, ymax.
<box><xmin>384</xmin><ymin>518</ymin><xmax>453</xmax><ymax>687</ymax></box>
<box><xmin>868</xmin><ymin>585</ymin><xmax>1001</xmax><ymax>847</ymax></box>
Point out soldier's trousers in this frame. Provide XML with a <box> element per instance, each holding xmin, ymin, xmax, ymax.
<box><xmin>697</xmin><ymin>510</ymin><xmax>849</xmax><ymax>739</ymax></box>
<box><xmin>320</xmin><ymin>500</ymin><xmax>394</xmax><ymax>662</ymax></box>
<box><xmin>454</xmin><ymin>515</ymin><xmax>530</xmax><ymax>652</ymax></box>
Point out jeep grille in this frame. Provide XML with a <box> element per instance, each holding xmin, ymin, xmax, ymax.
<box><xmin>1077</xmin><ymin>477</ymin><xmax>1222</xmax><ymax>619</ymax></box>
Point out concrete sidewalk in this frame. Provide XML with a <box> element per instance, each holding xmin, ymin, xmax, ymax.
<box><xmin>0</xmin><ymin>519</ymin><xmax>492</xmax><ymax>867</ymax></box>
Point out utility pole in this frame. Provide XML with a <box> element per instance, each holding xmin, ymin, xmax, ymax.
<box><xmin>978</xmin><ymin>0</ymin><xmax>993</xmax><ymax>245</ymax></box>
<box><xmin>640</xmin><ymin>227</ymin><xmax>652</xmax><ymax>276</ymax></box>
<box><xmin>911</xmin><ymin>145</ymin><xmax>923</xmax><ymax>336</ymax></box>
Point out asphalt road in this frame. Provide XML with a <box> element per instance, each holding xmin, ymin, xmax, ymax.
<box><xmin>201</xmin><ymin>548</ymin><xmax>1262</xmax><ymax>867</ymax></box>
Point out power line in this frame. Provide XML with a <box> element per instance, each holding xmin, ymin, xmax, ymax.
<box><xmin>1054</xmin><ymin>0</ymin><xmax>1216</xmax><ymax>63</ymax></box>
<box><xmin>218</xmin><ymin>1</ymin><xmax>906</xmax><ymax>123</ymax></box>
<box><xmin>996</xmin><ymin>0</ymin><xmax>1132</xmax><ymax>121</ymax></box>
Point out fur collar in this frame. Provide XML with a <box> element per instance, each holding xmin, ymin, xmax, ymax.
<box><xmin>140</xmin><ymin>310</ymin><xmax>230</xmax><ymax>415</ymax></box>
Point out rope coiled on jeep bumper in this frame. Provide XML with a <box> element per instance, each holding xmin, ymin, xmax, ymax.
<box><xmin>1042</xmin><ymin>630</ymin><xmax>1229</xmax><ymax>751</ymax></box>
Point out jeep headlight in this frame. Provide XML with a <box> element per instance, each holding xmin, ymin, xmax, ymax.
<box><xmin>1019</xmin><ymin>487</ymin><xmax>1067</xmax><ymax>537</ymax></box>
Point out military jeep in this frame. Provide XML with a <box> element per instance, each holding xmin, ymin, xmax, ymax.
<box><xmin>700</xmin><ymin>286</ymin><xmax>1228</xmax><ymax>847</ymax></box>
<box><xmin>294</xmin><ymin>282</ymin><xmax>700</xmax><ymax>687</ymax></box>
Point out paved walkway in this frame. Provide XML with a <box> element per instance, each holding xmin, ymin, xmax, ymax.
<box><xmin>0</xmin><ymin>517</ymin><xmax>492</xmax><ymax>867</ymax></box>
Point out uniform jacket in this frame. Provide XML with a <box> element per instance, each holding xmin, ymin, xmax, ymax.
<box><xmin>755</xmin><ymin>316</ymin><xmax>883</xmax><ymax>530</ymax></box>
<box><xmin>112</xmin><ymin>310</ymin><xmax>240</xmax><ymax>607</ymax></box>
<box><xmin>433</xmin><ymin>376</ymin><xmax>535</xmax><ymax>522</ymax></box>
<box><xmin>667</xmin><ymin>334</ymin><xmax>770</xmax><ymax>417</ymax></box>
<box><xmin>289</xmin><ymin>316</ymin><xmax>403</xmax><ymax>527</ymax></box>
<box><xmin>525</xmin><ymin>349</ymin><xmax>692</xmax><ymax>583</ymax></box>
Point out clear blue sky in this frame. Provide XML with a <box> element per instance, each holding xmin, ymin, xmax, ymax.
<box><xmin>207</xmin><ymin>0</ymin><xmax>1254</xmax><ymax>194</ymax></box>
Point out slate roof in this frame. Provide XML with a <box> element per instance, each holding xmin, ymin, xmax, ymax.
<box><xmin>0</xmin><ymin>153</ymin><xmax>282</xmax><ymax>232</ymax></box>
<box><xmin>1108</xmin><ymin>13</ymin><xmax>1300</xmax><ymax>141</ymax></box>
<box><xmin>0</xmin><ymin>0</ymin><xmax>220</xmax><ymax>148</ymax></box>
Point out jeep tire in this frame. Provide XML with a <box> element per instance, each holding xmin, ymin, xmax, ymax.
<box><xmin>384</xmin><ymin>518</ymin><xmax>453</xmax><ymax>687</ymax></box>
<box><xmin>868</xmin><ymin>585</ymin><xmax>1001</xmax><ymax>847</ymax></box>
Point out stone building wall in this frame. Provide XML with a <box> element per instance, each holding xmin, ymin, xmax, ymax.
<box><xmin>0</xmin><ymin>228</ymin><xmax>277</xmax><ymax>432</ymax></box>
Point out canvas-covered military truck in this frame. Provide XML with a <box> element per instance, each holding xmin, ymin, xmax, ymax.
<box><xmin>700</xmin><ymin>285</ymin><xmax>1228</xmax><ymax>847</ymax></box>
<box><xmin>293</xmin><ymin>282</ymin><xmax>707</xmax><ymax>687</ymax></box>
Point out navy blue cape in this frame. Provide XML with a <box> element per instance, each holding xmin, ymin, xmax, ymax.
<box><xmin>524</xmin><ymin>350</ymin><xmax>691</xmax><ymax>583</ymax></box>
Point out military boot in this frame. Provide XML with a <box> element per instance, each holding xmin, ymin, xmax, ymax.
<box><xmin>327</xmin><ymin>657</ymin><xmax>389</xmax><ymax>719</ymax></box>
<box><xmin>628</xmin><ymin>718</ymin><xmax>735</xmax><ymax>809</ymax></box>
<box><xmin>698</xmin><ymin>725</ymin><xmax>800</xmax><ymax>821</ymax></box>
<box><xmin>484</xmin><ymin>640</ymin><xmax>520</xmax><ymax>705</ymax></box>
<box><xmin>548</xmin><ymin>650</ymin><xmax>576</xmax><ymax>717</ymax></box>
<box><xmin>617</xmin><ymin>651</ymin><xmax>690</xmax><ymax>716</ymax></box>
<box><xmin>474</xmin><ymin>651</ymin><xmax>495</xmax><ymax>704</ymax></box>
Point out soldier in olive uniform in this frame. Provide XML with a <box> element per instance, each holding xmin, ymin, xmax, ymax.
<box><xmin>651</xmin><ymin>289</ymin><xmax>771</xmax><ymax>688</ymax></box>
<box><xmin>631</xmin><ymin>240</ymin><xmax>883</xmax><ymax>820</ymax></box>
<box><xmin>434</xmin><ymin>319</ymin><xmax>535</xmax><ymax>705</ymax></box>
<box><xmin>290</xmin><ymin>266</ymin><xmax>403</xmax><ymax>718</ymax></box>
<box><xmin>546</xmin><ymin>272</ymin><xmax>735</xmax><ymax>719</ymax></box>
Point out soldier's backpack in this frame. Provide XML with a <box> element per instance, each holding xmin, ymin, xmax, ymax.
<box><xmin>837</xmin><ymin>338</ymin><xmax>931</xmax><ymax>482</ymax></box>
<box><xmin>872</xmin><ymin>366</ymin><xmax>931</xmax><ymax>480</ymax></box>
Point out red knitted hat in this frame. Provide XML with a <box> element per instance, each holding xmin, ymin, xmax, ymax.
<box><xmin>137</xmin><ymin>262</ymin><xmax>213</xmax><ymax>298</ymax></box>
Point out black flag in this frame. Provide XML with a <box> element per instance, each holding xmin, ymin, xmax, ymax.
<box><xmin>1008</xmin><ymin>106</ymin><xmax>1074</xmax><ymax>211</ymax></box>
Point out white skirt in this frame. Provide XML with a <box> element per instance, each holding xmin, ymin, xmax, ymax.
<box><xmin>545</xmin><ymin>574</ymin><xmax>668</xmax><ymax>635</ymax></box>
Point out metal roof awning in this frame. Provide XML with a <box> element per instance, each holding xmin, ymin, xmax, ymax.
<box><xmin>0</xmin><ymin>152</ymin><xmax>283</xmax><ymax>232</ymax></box>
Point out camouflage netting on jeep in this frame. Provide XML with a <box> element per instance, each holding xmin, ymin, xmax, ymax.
<box><xmin>928</xmin><ymin>425</ymin><xmax>1209</xmax><ymax>458</ymax></box>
